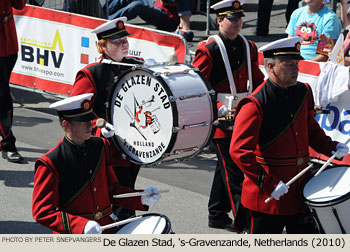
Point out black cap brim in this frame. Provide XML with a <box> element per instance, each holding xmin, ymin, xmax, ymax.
<box><xmin>225</xmin><ymin>12</ymin><xmax>245</xmax><ymax>18</ymax></box>
<box><xmin>59</xmin><ymin>110</ymin><xmax>97</xmax><ymax>122</ymax></box>
<box><xmin>275</xmin><ymin>54</ymin><xmax>304</xmax><ymax>60</ymax></box>
<box><xmin>108</xmin><ymin>30</ymin><xmax>130</xmax><ymax>40</ymax></box>
<box><xmin>70</xmin><ymin>111</ymin><xmax>97</xmax><ymax>122</ymax></box>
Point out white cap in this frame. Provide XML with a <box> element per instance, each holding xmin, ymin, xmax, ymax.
<box><xmin>259</xmin><ymin>37</ymin><xmax>304</xmax><ymax>60</ymax></box>
<box><xmin>211</xmin><ymin>0</ymin><xmax>245</xmax><ymax>18</ymax></box>
<box><xmin>91</xmin><ymin>17</ymin><xmax>130</xmax><ymax>40</ymax></box>
<box><xmin>50</xmin><ymin>93</ymin><xmax>97</xmax><ymax>121</ymax></box>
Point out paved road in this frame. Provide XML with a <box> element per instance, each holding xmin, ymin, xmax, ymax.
<box><xmin>1</xmin><ymin>0</ymin><xmax>342</xmax><ymax>234</ymax></box>
<box><xmin>0</xmin><ymin>88</ymin><xmax>227</xmax><ymax>234</ymax></box>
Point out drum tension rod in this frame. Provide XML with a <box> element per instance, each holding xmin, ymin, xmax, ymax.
<box><xmin>173</xmin><ymin>122</ymin><xmax>209</xmax><ymax>132</ymax></box>
<box><xmin>170</xmin><ymin>91</ymin><xmax>213</xmax><ymax>102</ymax></box>
<box><xmin>174</xmin><ymin>147</ymin><xmax>199</xmax><ymax>155</ymax></box>
<box><xmin>164</xmin><ymin>69</ymin><xmax>190</xmax><ymax>76</ymax></box>
<box><xmin>163</xmin><ymin>147</ymin><xmax>199</xmax><ymax>157</ymax></box>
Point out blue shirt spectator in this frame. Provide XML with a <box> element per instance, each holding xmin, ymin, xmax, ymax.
<box><xmin>286</xmin><ymin>2</ymin><xmax>341</xmax><ymax>61</ymax></box>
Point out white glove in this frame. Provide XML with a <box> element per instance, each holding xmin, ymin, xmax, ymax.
<box><xmin>101</xmin><ymin>122</ymin><xmax>115</xmax><ymax>138</ymax></box>
<box><xmin>271</xmin><ymin>181</ymin><xmax>289</xmax><ymax>200</ymax></box>
<box><xmin>332</xmin><ymin>142</ymin><xmax>349</xmax><ymax>159</ymax></box>
<box><xmin>141</xmin><ymin>186</ymin><xmax>161</xmax><ymax>207</ymax></box>
<box><xmin>83</xmin><ymin>220</ymin><xmax>102</xmax><ymax>234</ymax></box>
<box><xmin>218</xmin><ymin>105</ymin><xmax>228</xmax><ymax>117</ymax></box>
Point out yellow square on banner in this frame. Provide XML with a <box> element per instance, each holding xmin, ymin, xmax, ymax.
<box><xmin>39</xmin><ymin>58</ymin><xmax>45</xmax><ymax>66</ymax></box>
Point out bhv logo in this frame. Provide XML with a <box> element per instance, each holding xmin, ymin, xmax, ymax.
<box><xmin>20</xmin><ymin>29</ymin><xmax>64</xmax><ymax>68</ymax></box>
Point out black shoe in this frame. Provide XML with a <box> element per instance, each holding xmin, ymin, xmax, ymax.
<box><xmin>176</xmin><ymin>28</ymin><xmax>194</xmax><ymax>42</ymax></box>
<box><xmin>208</xmin><ymin>220</ymin><xmax>237</xmax><ymax>232</ymax></box>
<box><xmin>2</xmin><ymin>151</ymin><xmax>24</xmax><ymax>163</ymax></box>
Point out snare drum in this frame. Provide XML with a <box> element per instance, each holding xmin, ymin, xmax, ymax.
<box><xmin>116</xmin><ymin>213</ymin><xmax>173</xmax><ymax>234</ymax></box>
<box><xmin>302</xmin><ymin>166</ymin><xmax>350</xmax><ymax>233</ymax></box>
<box><xmin>107</xmin><ymin>64</ymin><xmax>215</xmax><ymax>165</ymax></box>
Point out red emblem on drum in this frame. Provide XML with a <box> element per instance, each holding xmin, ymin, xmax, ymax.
<box><xmin>135</xmin><ymin>106</ymin><xmax>153</xmax><ymax>129</ymax></box>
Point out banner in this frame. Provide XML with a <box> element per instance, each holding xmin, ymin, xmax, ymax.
<box><xmin>11</xmin><ymin>5</ymin><xmax>187</xmax><ymax>96</ymax></box>
<box><xmin>258</xmin><ymin>54</ymin><xmax>350</xmax><ymax>165</ymax></box>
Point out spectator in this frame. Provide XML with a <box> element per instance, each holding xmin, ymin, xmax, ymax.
<box><xmin>230</xmin><ymin>36</ymin><xmax>349</xmax><ymax>233</ymax></box>
<box><xmin>32</xmin><ymin>93</ymin><xmax>161</xmax><ymax>234</ymax></box>
<box><xmin>193</xmin><ymin>0</ymin><xmax>265</xmax><ymax>233</ymax></box>
<box><xmin>256</xmin><ymin>0</ymin><xmax>301</xmax><ymax>36</ymax></box>
<box><xmin>340</xmin><ymin>0</ymin><xmax>350</xmax><ymax>29</ymax></box>
<box><xmin>285</xmin><ymin>0</ymin><xmax>341</xmax><ymax>61</ymax></box>
<box><xmin>0</xmin><ymin>0</ymin><xmax>26</xmax><ymax>163</ymax></box>
<box><xmin>339</xmin><ymin>0</ymin><xmax>350</xmax><ymax>66</ymax></box>
<box><xmin>104</xmin><ymin>0</ymin><xmax>179</xmax><ymax>32</ymax></box>
<box><xmin>286</xmin><ymin>0</ymin><xmax>301</xmax><ymax>25</ymax></box>
<box><xmin>175</xmin><ymin>0</ymin><xmax>195</xmax><ymax>42</ymax></box>
<box><xmin>63</xmin><ymin>0</ymin><xmax>105</xmax><ymax>18</ymax></box>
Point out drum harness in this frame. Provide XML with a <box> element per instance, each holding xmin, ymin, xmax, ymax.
<box><xmin>207</xmin><ymin>34</ymin><xmax>253</xmax><ymax>128</ymax></box>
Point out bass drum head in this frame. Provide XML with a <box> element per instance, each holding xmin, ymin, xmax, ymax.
<box><xmin>116</xmin><ymin>213</ymin><xmax>171</xmax><ymax>234</ymax></box>
<box><xmin>303</xmin><ymin>166</ymin><xmax>350</xmax><ymax>206</ymax></box>
<box><xmin>108</xmin><ymin>68</ymin><xmax>176</xmax><ymax>165</ymax></box>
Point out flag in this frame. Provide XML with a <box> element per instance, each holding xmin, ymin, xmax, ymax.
<box><xmin>329</xmin><ymin>33</ymin><xmax>344</xmax><ymax>66</ymax></box>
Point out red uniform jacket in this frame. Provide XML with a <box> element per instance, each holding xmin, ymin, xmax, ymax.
<box><xmin>32</xmin><ymin>137</ymin><xmax>147</xmax><ymax>234</ymax></box>
<box><xmin>192</xmin><ymin>33</ymin><xmax>265</xmax><ymax>139</ymax></box>
<box><xmin>0</xmin><ymin>0</ymin><xmax>26</xmax><ymax>57</ymax></box>
<box><xmin>230</xmin><ymin>80</ymin><xmax>338</xmax><ymax>215</ymax></box>
<box><xmin>71</xmin><ymin>56</ymin><xmax>144</xmax><ymax>167</ymax></box>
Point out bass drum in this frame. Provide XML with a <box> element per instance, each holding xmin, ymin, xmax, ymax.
<box><xmin>116</xmin><ymin>213</ymin><xmax>173</xmax><ymax>234</ymax></box>
<box><xmin>302</xmin><ymin>166</ymin><xmax>350</xmax><ymax>233</ymax></box>
<box><xmin>107</xmin><ymin>64</ymin><xmax>215</xmax><ymax>165</ymax></box>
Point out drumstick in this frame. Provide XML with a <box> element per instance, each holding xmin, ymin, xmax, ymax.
<box><xmin>100</xmin><ymin>216</ymin><xmax>143</xmax><ymax>231</ymax></box>
<box><xmin>100</xmin><ymin>59</ymin><xmax>139</xmax><ymax>68</ymax></box>
<box><xmin>265</xmin><ymin>163</ymin><xmax>314</xmax><ymax>203</ymax></box>
<box><xmin>113</xmin><ymin>189</ymin><xmax>169</xmax><ymax>199</ymax></box>
<box><xmin>314</xmin><ymin>138</ymin><xmax>350</xmax><ymax>177</ymax></box>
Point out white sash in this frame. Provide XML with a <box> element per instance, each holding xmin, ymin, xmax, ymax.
<box><xmin>207</xmin><ymin>34</ymin><xmax>253</xmax><ymax>109</ymax></box>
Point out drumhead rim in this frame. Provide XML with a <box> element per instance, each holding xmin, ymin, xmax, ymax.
<box><xmin>117</xmin><ymin>213</ymin><xmax>172</xmax><ymax>234</ymax></box>
<box><xmin>302</xmin><ymin>165</ymin><xmax>350</xmax><ymax>207</ymax></box>
<box><xmin>107</xmin><ymin>67</ymin><xmax>179</xmax><ymax>165</ymax></box>
<box><xmin>194</xmin><ymin>69</ymin><xmax>217</xmax><ymax>153</ymax></box>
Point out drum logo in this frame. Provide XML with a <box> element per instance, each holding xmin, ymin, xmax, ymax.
<box><xmin>124</xmin><ymin>94</ymin><xmax>161</xmax><ymax>140</ymax></box>
<box><xmin>111</xmin><ymin>71</ymin><xmax>173</xmax><ymax>164</ymax></box>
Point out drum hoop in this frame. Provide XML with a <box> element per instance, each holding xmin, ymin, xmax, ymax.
<box><xmin>106</xmin><ymin>67</ymin><xmax>179</xmax><ymax>165</ymax></box>
<box><xmin>194</xmin><ymin>69</ymin><xmax>217</xmax><ymax>147</ymax></box>
<box><xmin>139</xmin><ymin>213</ymin><xmax>172</xmax><ymax>234</ymax></box>
<box><xmin>117</xmin><ymin>213</ymin><xmax>172</xmax><ymax>234</ymax></box>
<box><xmin>301</xmin><ymin>165</ymin><xmax>350</xmax><ymax>207</ymax></box>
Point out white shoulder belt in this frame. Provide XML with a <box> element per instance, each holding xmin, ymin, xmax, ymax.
<box><xmin>207</xmin><ymin>34</ymin><xmax>253</xmax><ymax>110</ymax></box>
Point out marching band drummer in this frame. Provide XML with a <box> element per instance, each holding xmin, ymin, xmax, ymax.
<box><xmin>230</xmin><ymin>37</ymin><xmax>349</xmax><ymax>234</ymax></box>
<box><xmin>192</xmin><ymin>0</ymin><xmax>265</xmax><ymax>233</ymax></box>
<box><xmin>71</xmin><ymin>17</ymin><xmax>143</xmax><ymax>221</ymax></box>
<box><xmin>32</xmin><ymin>93</ymin><xmax>161</xmax><ymax>234</ymax></box>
